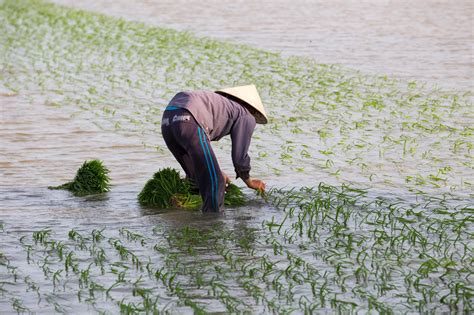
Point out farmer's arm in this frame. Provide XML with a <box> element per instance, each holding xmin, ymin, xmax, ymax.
<box><xmin>230</xmin><ymin>115</ymin><xmax>266</xmax><ymax>192</ymax></box>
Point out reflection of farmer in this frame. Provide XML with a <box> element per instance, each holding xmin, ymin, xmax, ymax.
<box><xmin>161</xmin><ymin>85</ymin><xmax>267</xmax><ymax>212</ymax></box>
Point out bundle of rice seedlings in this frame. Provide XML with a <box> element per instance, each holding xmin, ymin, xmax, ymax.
<box><xmin>138</xmin><ymin>168</ymin><xmax>190</xmax><ymax>208</ymax></box>
<box><xmin>170</xmin><ymin>193</ymin><xmax>202</xmax><ymax>209</ymax></box>
<box><xmin>138</xmin><ymin>168</ymin><xmax>246</xmax><ymax>209</ymax></box>
<box><xmin>48</xmin><ymin>160</ymin><xmax>110</xmax><ymax>196</ymax></box>
<box><xmin>224</xmin><ymin>183</ymin><xmax>246</xmax><ymax>206</ymax></box>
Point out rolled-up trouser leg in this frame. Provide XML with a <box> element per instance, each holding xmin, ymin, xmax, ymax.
<box><xmin>161</xmin><ymin>109</ymin><xmax>225</xmax><ymax>212</ymax></box>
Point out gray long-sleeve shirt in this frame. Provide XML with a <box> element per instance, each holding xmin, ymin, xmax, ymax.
<box><xmin>168</xmin><ymin>90</ymin><xmax>256</xmax><ymax>180</ymax></box>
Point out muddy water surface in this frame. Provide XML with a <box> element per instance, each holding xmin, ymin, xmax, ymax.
<box><xmin>0</xmin><ymin>0</ymin><xmax>472</xmax><ymax>313</ymax></box>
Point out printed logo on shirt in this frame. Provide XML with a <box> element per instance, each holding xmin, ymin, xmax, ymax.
<box><xmin>173</xmin><ymin>115</ymin><xmax>191</xmax><ymax>123</ymax></box>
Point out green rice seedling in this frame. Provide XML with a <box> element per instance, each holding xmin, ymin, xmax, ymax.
<box><xmin>49</xmin><ymin>240</ymin><xmax>66</xmax><ymax>261</ymax></box>
<box><xmin>6</xmin><ymin>264</ymin><xmax>19</xmax><ymax>282</ymax></box>
<box><xmin>11</xmin><ymin>298</ymin><xmax>30</xmax><ymax>313</ymax></box>
<box><xmin>68</xmin><ymin>229</ymin><xmax>88</xmax><ymax>250</ymax></box>
<box><xmin>119</xmin><ymin>228</ymin><xmax>147</xmax><ymax>245</ymax></box>
<box><xmin>108</xmin><ymin>238</ymin><xmax>131</xmax><ymax>261</ymax></box>
<box><xmin>52</xmin><ymin>269</ymin><xmax>63</xmax><ymax>288</ymax></box>
<box><xmin>224</xmin><ymin>183</ymin><xmax>246</xmax><ymax>206</ymax></box>
<box><xmin>48</xmin><ymin>160</ymin><xmax>110</xmax><ymax>196</ymax></box>
<box><xmin>32</xmin><ymin>229</ymin><xmax>52</xmax><ymax>245</ymax></box>
<box><xmin>22</xmin><ymin>244</ymin><xmax>33</xmax><ymax>264</ymax></box>
<box><xmin>64</xmin><ymin>251</ymin><xmax>77</xmax><ymax>274</ymax></box>
<box><xmin>24</xmin><ymin>276</ymin><xmax>41</xmax><ymax>300</ymax></box>
<box><xmin>118</xmin><ymin>299</ymin><xmax>142</xmax><ymax>313</ymax></box>
<box><xmin>91</xmin><ymin>228</ymin><xmax>105</xmax><ymax>243</ymax></box>
<box><xmin>78</xmin><ymin>265</ymin><xmax>93</xmax><ymax>289</ymax></box>
<box><xmin>68</xmin><ymin>229</ymin><xmax>81</xmax><ymax>241</ymax></box>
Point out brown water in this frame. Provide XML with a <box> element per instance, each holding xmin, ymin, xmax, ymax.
<box><xmin>0</xmin><ymin>1</ymin><xmax>473</xmax><ymax>313</ymax></box>
<box><xmin>50</xmin><ymin>0</ymin><xmax>473</xmax><ymax>91</ymax></box>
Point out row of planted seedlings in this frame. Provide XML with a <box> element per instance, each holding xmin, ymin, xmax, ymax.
<box><xmin>1</xmin><ymin>174</ymin><xmax>472</xmax><ymax>313</ymax></box>
<box><xmin>2</xmin><ymin>146</ymin><xmax>472</xmax><ymax>311</ymax></box>
<box><xmin>1</xmin><ymin>202</ymin><xmax>471</xmax><ymax>313</ymax></box>
<box><xmin>263</xmin><ymin>184</ymin><xmax>473</xmax><ymax>313</ymax></box>
<box><xmin>1</xmin><ymin>0</ymin><xmax>472</xmax><ymax>195</ymax></box>
<box><xmin>0</xmin><ymin>210</ymin><xmax>299</xmax><ymax>313</ymax></box>
<box><xmin>0</xmin><ymin>223</ymin><xmax>213</xmax><ymax>313</ymax></box>
<box><xmin>0</xmin><ymin>220</ymin><xmax>333</xmax><ymax>313</ymax></box>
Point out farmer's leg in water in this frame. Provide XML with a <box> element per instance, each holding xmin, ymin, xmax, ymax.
<box><xmin>161</xmin><ymin>108</ymin><xmax>225</xmax><ymax>212</ymax></box>
<box><xmin>192</xmin><ymin>128</ymin><xmax>226</xmax><ymax>211</ymax></box>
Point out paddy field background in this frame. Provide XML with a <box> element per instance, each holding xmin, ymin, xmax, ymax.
<box><xmin>0</xmin><ymin>0</ymin><xmax>472</xmax><ymax>313</ymax></box>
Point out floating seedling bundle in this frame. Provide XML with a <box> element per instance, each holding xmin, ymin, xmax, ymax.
<box><xmin>48</xmin><ymin>160</ymin><xmax>111</xmax><ymax>196</ymax></box>
<box><xmin>138</xmin><ymin>168</ymin><xmax>246</xmax><ymax>209</ymax></box>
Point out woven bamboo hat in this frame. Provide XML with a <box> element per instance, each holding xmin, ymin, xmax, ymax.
<box><xmin>216</xmin><ymin>84</ymin><xmax>268</xmax><ymax>124</ymax></box>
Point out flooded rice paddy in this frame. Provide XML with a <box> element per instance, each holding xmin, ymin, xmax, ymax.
<box><xmin>49</xmin><ymin>0</ymin><xmax>473</xmax><ymax>91</ymax></box>
<box><xmin>0</xmin><ymin>0</ymin><xmax>473</xmax><ymax>313</ymax></box>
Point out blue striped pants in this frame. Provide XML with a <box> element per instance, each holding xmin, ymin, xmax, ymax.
<box><xmin>161</xmin><ymin>108</ymin><xmax>225</xmax><ymax>212</ymax></box>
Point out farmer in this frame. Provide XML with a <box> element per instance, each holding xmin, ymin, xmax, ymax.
<box><xmin>161</xmin><ymin>84</ymin><xmax>267</xmax><ymax>212</ymax></box>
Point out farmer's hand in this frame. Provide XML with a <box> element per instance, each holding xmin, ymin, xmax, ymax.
<box><xmin>244</xmin><ymin>177</ymin><xmax>266</xmax><ymax>193</ymax></box>
<box><xmin>222</xmin><ymin>172</ymin><xmax>232</xmax><ymax>185</ymax></box>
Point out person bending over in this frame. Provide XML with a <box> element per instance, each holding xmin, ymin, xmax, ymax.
<box><xmin>161</xmin><ymin>84</ymin><xmax>267</xmax><ymax>212</ymax></box>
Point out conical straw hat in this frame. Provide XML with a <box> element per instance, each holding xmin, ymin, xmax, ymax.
<box><xmin>216</xmin><ymin>85</ymin><xmax>268</xmax><ymax>124</ymax></box>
